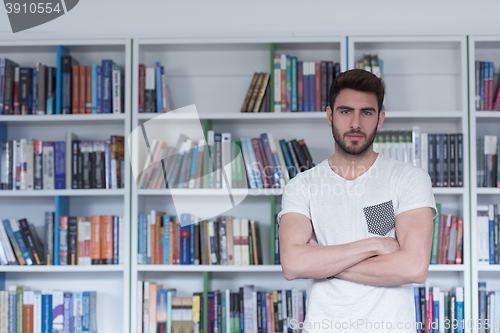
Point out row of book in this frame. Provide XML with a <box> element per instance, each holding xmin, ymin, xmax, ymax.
<box><xmin>138</xmin><ymin>62</ymin><xmax>176</xmax><ymax>113</ymax></box>
<box><xmin>273</xmin><ymin>54</ymin><xmax>341</xmax><ymax>113</ymax></box>
<box><xmin>373</xmin><ymin>127</ymin><xmax>465</xmax><ymax>187</ymax></box>
<box><xmin>478</xmin><ymin>282</ymin><xmax>500</xmax><ymax>333</ymax></box>
<box><xmin>0</xmin><ymin>56</ymin><xmax>125</xmax><ymax>115</ymax></box>
<box><xmin>355</xmin><ymin>54</ymin><xmax>384</xmax><ymax>79</ymax></box>
<box><xmin>240</xmin><ymin>72</ymin><xmax>271</xmax><ymax>113</ymax></box>
<box><xmin>477</xmin><ymin>135</ymin><xmax>500</xmax><ymax>188</ymax></box>
<box><xmin>0</xmin><ymin>133</ymin><xmax>125</xmax><ymax>190</ymax></box>
<box><xmin>474</xmin><ymin>61</ymin><xmax>500</xmax><ymax>111</ymax></box>
<box><xmin>137</xmin><ymin>283</ymin><xmax>307</xmax><ymax>333</ymax></box>
<box><xmin>477</xmin><ymin>205</ymin><xmax>500</xmax><ymax>265</ymax></box>
<box><xmin>137</xmin><ymin>132</ymin><xmax>314</xmax><ymax>190</ymax></box>
<box><xmin>138</xmin><ymin>213</ymin><xmax>264</xmax><ymax>266</ymax></box>
<box><xmin>430</xmin><ymin>203</ymin><xmax>464</xmax><ymax>265</ymax></box>
<box><xmin>4</xmin><ymin>286</ymin><xmax>98</xmax><ymax>333</ymax></box>
<box><xmin>414</xmin><ymin>285</ymin><xmax>464</xmax><ymax>333</ymax></box>
<box><xmin>0</xmin><ymin>214</ymin><xmax>124</xmax><ymax>266</ymax></box>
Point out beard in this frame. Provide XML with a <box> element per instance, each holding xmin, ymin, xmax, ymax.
<box><xmin>332</xmin><ymin>123</ymin><xmax>378</xmax><ymax>156</ymax></box>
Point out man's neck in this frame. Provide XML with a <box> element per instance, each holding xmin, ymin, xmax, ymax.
<box><xmin>328</xmin><ymin>147</ymin><xmax>379</xmax><ymax>181</ymax></box>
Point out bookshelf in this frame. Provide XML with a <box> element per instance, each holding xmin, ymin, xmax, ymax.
<box><xmin>0</xmin><ymin>37</ymin><xmax>132</xmax><ymax>333</ymax></box>
<box><xmin>469</xmin><ymin>35</ymin><xmax>500</xmax><ymax>333</ymax></box>
<box><xmin>129</xmin><ymin>36</ymin><xmax>346</xmax><ymax>333</ymax></box>
<box><xmin>349</xmin><ymin>35</ymin><xmax>471</xmax><ymax>327</ymax></box>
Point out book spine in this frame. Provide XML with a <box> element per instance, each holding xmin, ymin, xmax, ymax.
<box><xmin>291</xmin><ymin>57</ymin><xmax>297</xmax><ymax>111</ymax></box>
<box><xmin>19</xmin><ymin>219</ymin><xmax>40</xmax><ymax>265</ymax></box>
<box><xmin>457</xmin><ymin>134</ymin><xmax>463</xmax><ymax>187</ymax></box>
<box><xmin>90</xmin><ymin>216</ymin><xmax>101</xmax><ymax>265</ymax></box>
<box><xmin>112</xmin><ymin>64</ymin><xmax>122</xmax><ymax>114</ymax></box>
<box><xmin>67</xmin><ymin>216</ymin><xmax>77</xmax><ymax>265</ymax></box>
<box><xmin>63</xmin><ymin>293</ymin><xmax>73</xmax><ymax>333</ymax></box>
<box><xmin>138</xmin><ymin>64</ymin><xmax>145</xmax><ymax>113</ymax></box>
<box><xmin>85</xmin><ymin>65</ymin><xmax>92</xmax><ymax>113</ymax></box>
<box><xmin>274</xmin><ymin>55</ymin><xmax>281</xmax><ymax>113</ymax></box>
<box><xmin>315</xmin><ymin>62</ymin><xmax>321</xmax><ymax>112</ymax></box>
<box><xmin>101</xmin><ymin>215</ymin><xmax>113</xmax><ymax>265</ymax></box>
<box><xmin>101</xmin><ymin>60</ymin><xmax>113</xmax><ymax>114</ymax></box>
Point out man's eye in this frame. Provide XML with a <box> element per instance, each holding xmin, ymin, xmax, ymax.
<box><xmin>341</xmin><ymin>110</ymin><xmax>350</xmax><ymax>114</ymax></box>
<box><xmin>363</xmin><ymin>111</ymin><xmax>372</xmax><ymax>115</ymax></box>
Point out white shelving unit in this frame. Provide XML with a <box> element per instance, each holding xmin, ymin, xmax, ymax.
<box><xmin>129</xmin><ymin>35</ymin><xmax>346</xmax><ymax>333</ymax></box>
<box><xmin>349</xmin><ymin>36</ymin><xmax>471</xmax><ymax>329</ymax></box>
<box><xmin>469</xmin><ymin>35</ymin><xmax>500</xmax><ymax>333</ymax></box>
<box><xmin>0</xmin><ymin>37</ymin><xmax>132</xmax><ymax>333</ymax></box>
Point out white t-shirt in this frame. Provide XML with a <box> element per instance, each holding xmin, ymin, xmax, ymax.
<box><xmin>278</xmin><ymin>153</ymin><xmax>437</xmax><ymax>333</ymax></box>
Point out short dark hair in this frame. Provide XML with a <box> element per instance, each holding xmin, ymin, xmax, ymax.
<box><xmin>328</xmin><ymin>69</ymin><xmax>385</xmax><ymax>112</ymax></box>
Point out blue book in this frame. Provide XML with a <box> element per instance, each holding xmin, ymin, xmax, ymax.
<box><xmin>101</xmin><ymin>59</ymin><xmax>114</xmax><ymax>113</ymax></box>
<box><xmin>138</xmin><ymin>215</ymin><xmax>146</xmax><ymax>265</ymax></box>
<box><xmin>82</xmin><ymin>292</ymin><xmax>90</xmax><ymax>332</ymax></box>
<box><xmin>9</xmin><ymin>219</ymin><xmax>32</xmax><ymax>265</ymax></box>
<box><xmin>489</xmin><ymin>205</ymin><xmax>495</xmax><ymax>265</ymax></box>
<box><xmin>113</xmin><ymin>216</ymin><xmax>119</xmax><ymax>265</ymax></box>
<box><xmin>8</xmin><ymin>286</ymin><xmax>16</xmax><ymax>333</ymax></box>
<box><xmin>73</xmin><ymin>292</ymin><xmax>83</xmax><ymax>332</ymax></box>
<box><xmin>244</xmin><ymin>138</ymin><xmax>263</xmax><ymax>189</ymax></box>
<box><xmin>304</xmin><ymin>63</ymin><xmax>310</xmax><ymax>112</ymax></box>
<box><xmin>163</xmin><ymin>215</ymin><xmax>170</xmax><ymax>265</ymax></box>
<box><xmin>414</xmin><ymin>287</ymin><xmax>421</xmax><ymax>332</ymax></box>
<box><xmin>286</xmin><ymin>55</ymin><xmax>291</xmax><ymax>112</ymax></box>
<box><xmin>54</xmin><ymin>142</ymin><xmax>65</xmax><ymax>189</ymax></box>
<box><xmin>56</xmin><ymin>46</ymin><xmax>70</xmax><ymax>114</ymax></box>
<box><xmin>309</xmin><ymin>62</ymin><xmax>316</xmax><ymax>111</ymax></box>
<box><xmin>177</xmin><ymin>142</ymin><xmax>192</xmax><ymax>189</ymax></box>
<box><xmin>54</xmin><ymin>196</ymin><xmax>69</xmax><ymax>265</ymax></box>
<box><xmin>63</xmin><ymin>292</ymin><xmax>73</xmax><ymax>333</ymax></box>
<box><xmin>433</xmin><ymin>288</ymin><xmax>439</xmax><ymax>333</ymax></box>
<box><xmin>261</xmin><ymin>291</ymin><xmax>267</xmax><ymax>333</ymax></box>
<box><xmin>279</xmin><ymin>139</ymin><xmax>296</xmax><ymax>179</ymax></box>
<box><xmin>275</xmin><ymin>215</ymin><xmax>280</xmax><ymax>265</ymax></box>
<box><xmin>190</xmin><ymin>223</ymin><xmax>195</xmax><ymax>265</ymax></box>
<box><xmin>91</xmin><ymin>64</ymin><xmax>98</xmax><ymax>114</ymax></box>
<box><xmin>180</xmin><ymin>214</ymin><xmax>191</xmax><ymax>265</ymax></box>
<box><xmin>155</xmin><ymin>62</ymin><xmax>163</xmax><ymax>113</ymax></box>
<box><xmin>221</xmin><ymin>291</ymin><xmax>226</xmax><ymax>333</ymax></box>
<box><xmin>291</xmin><ymin>57</ymin><xmax>297</xmax><ymax>111</ymax></box>
<box><xmin>96</xmin><ymin>65</ymin><xmax>102</xmax><ymax>113</ymax></box>
<box><xmin>239</xmin><ymin>138</ymin><xmax>257</xmax><ymax>189</ymax></box>
<box><xmin>42</xmin><ymin>292</ymin><xmax>53</xmax><ymax>333</ymax></box>
<box><xmin>190</xmin><ymin>145</ymin><xmax>199</xmax><ymax>183</ymax></box>
<box><xmin>455</xmin><ymin>287</ymin><xmax>464</xmax><ymax>333</ymax></box>
<box><xmin>32</xmin><ymin>66</ymin><xmax>37</xmax><ymax>114</ymax></box>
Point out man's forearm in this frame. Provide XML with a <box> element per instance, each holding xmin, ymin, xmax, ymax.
<box><xmin>334</xmin><ymin>249</ymin><xmax>426</xmax><ymax>287</ymax></box>
<box><xmin>281</xmin><ymin>238</ymin><xmax>379</xmax><ymax>280</ymax></box>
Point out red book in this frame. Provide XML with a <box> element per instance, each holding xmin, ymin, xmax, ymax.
<box><xmin>251</xmin><ymin>138</ymin><xmax>271</xmax><ymax>188</ymax></box>
<box><xmin>455</xmin><ymin>218</ymin><xmax>463</xmax><ymax>264</ymax></box>
<box><xmin>13</xmin><ymin>68</ymin><xmax>19</xmax><ymax>114</ymax></box>
<box><xmin>492</xmin><ymin>84</ymin><xmax>500</xmax><ymax>111</ymax></box>
<box><xmin>447</xmin><ymin>216</ymin><xmax>458</xmax><ymax>264</ymax></box>
<box><xmin>138</xmin><ymin>64</ymin><xmax>145</xmax><ymax>113</ymax></box>
<box><xmin>315</xmin><ymin>62</ymin><xmax>321</xmax><ymax>112</ymax></box>
<box><xmin>443</xmin><ymin>215</ymin><xmax>452</xmax><ymax>264</ymax></box>
<box><xmin>85</xmin><ymin>66</ymin><xmax>92</xmax><ymax>113</ymax></box>
<box><xmin>72</xmin><ymin>65</ymin><xmax>79</xmax><ymax>114</ymax></box>
<box><xmin>437</xmin><ymin>214</ymin><xmax>448</xmax><ymax>264</ymax></box>
<box><xmin>175</xmin><ymin>222</ymin><xmax>181</xmax><ymax>264</ymax></box>
<box><xmin>427</xmin><ymin>292</ymin><xmax>433</xmax><ymax>332</ymax></box>
<box><xmin>79</xmin><ymin>65</ymin><xmax>86</xmax><ymax>114</ymax></box>
<box><xmin>297</xmin><ymin>61</ymin><xmax>303</xmax><ymax>112</ymax></box>
<box><xmin>281</xmin><ymin>55</ymin><xmax>286</xmax><ymax>112</ymax></box>
<box><xmin>101</xmin><ymin>215</ymin><xmax>114</xmax><ymax>265</ymax></box>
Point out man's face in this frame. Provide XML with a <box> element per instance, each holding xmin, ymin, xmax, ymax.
<box><xmin>327</xmin><ymin>88</ymin><xmax>385</xmax><ymax>156</ymax></box>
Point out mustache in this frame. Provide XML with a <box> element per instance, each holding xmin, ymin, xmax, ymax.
<box><xmin>344</xmin><ymin>131</ymin><xmax>367</xmax><ymax>139</ymax></box>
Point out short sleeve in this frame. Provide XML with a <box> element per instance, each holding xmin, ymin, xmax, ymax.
<box><xmin>397</xmin><ymin>166</ymin><xmax>437</xmax><ymax>219</ymax></box>
<box><xmin>277</xmin><ymin>175</ymin><xmax>311</xmax><ymax>224</ymax></box>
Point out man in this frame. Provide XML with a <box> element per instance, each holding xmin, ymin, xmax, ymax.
<box><xmin>278</xmin><ymin>69</ymin><xmax>436</xmax><ymax>332</ymax></box>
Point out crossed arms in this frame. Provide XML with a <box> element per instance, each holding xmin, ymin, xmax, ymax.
<box><xmin>279</xmin><ymin>207</ymin><xmax>434</xmax><ymax>287</ymax></box>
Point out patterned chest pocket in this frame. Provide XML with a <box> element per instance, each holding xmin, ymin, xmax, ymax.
<box><xmin>363</xmin><ymin>200</ymin><xmax>396</xmax><ymax>236</ymax></box>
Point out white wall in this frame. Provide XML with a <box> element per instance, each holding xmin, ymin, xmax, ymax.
<box><xmin>1</xmin><ymin>0</ymin><xmax>500</xmax><ymax>38</ymax></box>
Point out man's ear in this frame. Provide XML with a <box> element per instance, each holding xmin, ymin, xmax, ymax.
<box><xmin>326</xmin><ymin>106</ymin><xmax>333</xmax><ymax>128</ymax></box>
<box><xmin>377</xmin><ymin>110</ymin><xmax>386</xmax><ymax>131</ymax></box>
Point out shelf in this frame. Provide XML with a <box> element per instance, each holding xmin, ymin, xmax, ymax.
<box><xmin>428</xmin><ymin>264</ymin><xmax>465</xmax><ymax>272</ymax></box>
<box><xmin>476</xmin><ymin>188</ymin><xmax>500</xmax><ymax>195</ymax></box>
<box><xmin>136</xmin><ymin>111</ymin><xmax>463</xmax><ymax>122</ymax></box>
<box><xmin>0</xmin><ymin>265</ymin><xmax>125</xmax><ymax>273</ymax></box>
<box><xmin>137</xmin><ymin>264</ymin><xmax>462</xmax><ymax>272</ymax></box>
<box><xmin>137</xmin><ymin>188</ymin><xmax>283</xmax><ymax>196</ymax></box>
<box><xmin>0</xmin><ymin>189</ymin><xmax>126</xmax><ymax>197</ymax></box>
<box><xmin>432</xmin><ymin>188</ymin><xmax>465</xmax><ymax>195</ymax></box>
<box><xmin>137</xmin><ymin>265</ymin><xmax>283</xmax><ymax>272</ymax></box>
<box><xmin>477</xmin><ymin>265</ymin><xmax>500</xmax><ymax>272</ymax></box>
<box><xmin>0</xmin><ymin>114</ymin><xmax>126</xmax><ymax>124</ymax></box>
<box><xmin>475</xmin><ymin>112</ymin><xmax>500</xmax><ymax>118</ymax></box>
